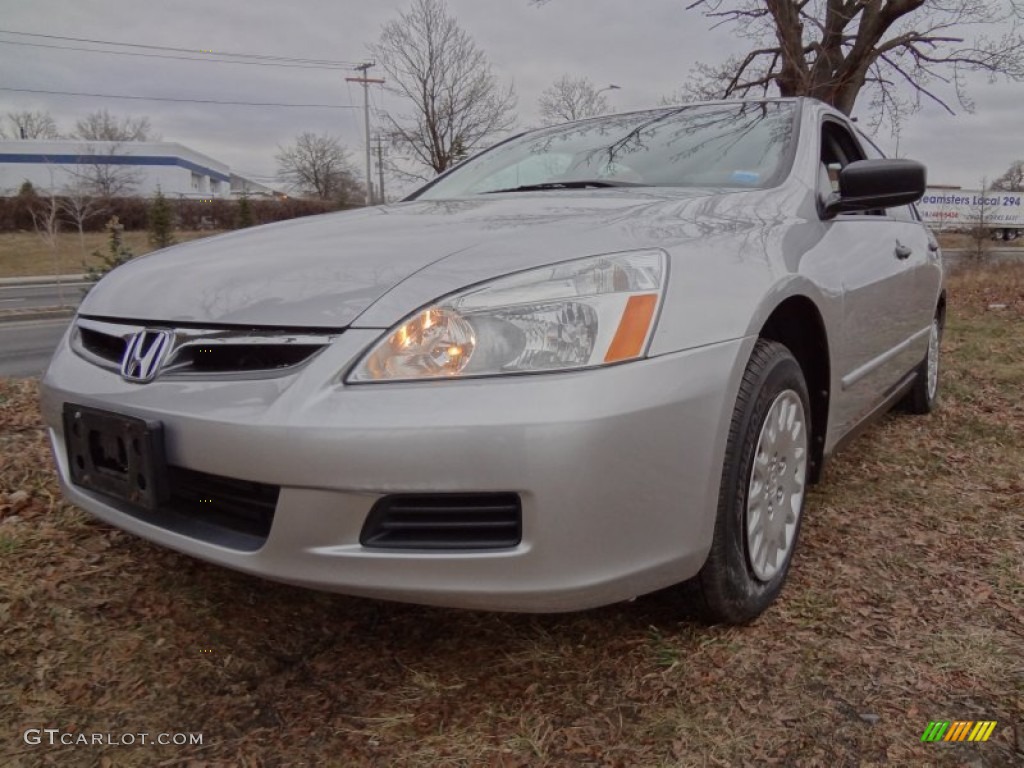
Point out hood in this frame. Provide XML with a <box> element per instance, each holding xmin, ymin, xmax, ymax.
<box><xmin>79</xmin><ymin>188</ymin><xmax>778</xmax><ymax>328</ymax></box>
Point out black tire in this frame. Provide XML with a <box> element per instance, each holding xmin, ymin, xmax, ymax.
<box><xmin>693</xmin><ymin>339</ymin><xmax>811</xmax><ymax>625</ymax></box>
<box><xmin>901</xmin><ymin>314</ymin><xmax>942</xmax><ymax>415</ymax></box>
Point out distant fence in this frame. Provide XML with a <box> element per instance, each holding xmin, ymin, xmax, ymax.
<box><xmin>0</xmin><ymin>196</ymin><xmax>356</xmax><ymax>232</ymax></box>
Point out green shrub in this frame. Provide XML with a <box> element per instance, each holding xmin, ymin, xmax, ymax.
<box><xmin>147</xmin><ymin>188</ymin><xmax>176</xmax><ymax>249</ymax></box>
<box><xmin>237</xmin><ymin>195</ymin><xmax>254</xmax><ymax>228</ymax></box>
<box><xmin>85</xmin><ymin>216</ymin><xmax>135</xmax><ymax>288</ymax></box>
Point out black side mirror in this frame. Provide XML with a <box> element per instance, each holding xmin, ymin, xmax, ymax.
<box><xmin>822</xmin><ymin>159</ymin><xmax>926</xmax><ymax>219</ymax></box>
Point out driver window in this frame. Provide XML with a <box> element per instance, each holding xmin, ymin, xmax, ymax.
<box><xmin>820</xmin><ymin>120</ymin><xmax>881</xmax><ymax>216</ymax></box>
<box><xmin>820</xmin><ymin>122</ymin><xmax>864</xmax><ymax>174</ymax></box>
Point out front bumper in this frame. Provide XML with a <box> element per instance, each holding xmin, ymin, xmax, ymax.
<box><xmin>40</xmin><ymin>325</ymin><xmax>752</xmax><ymax>612</ymax></box>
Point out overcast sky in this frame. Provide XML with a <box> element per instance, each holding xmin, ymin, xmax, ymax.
<box><xmin>1</xmin><ymin>0</ymin><xmax>1021</xmax><ymax>194</ymax></box>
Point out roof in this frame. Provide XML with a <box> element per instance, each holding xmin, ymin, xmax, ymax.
<box><xmin>0</xmin><ymin>140</ymin><xmax>231</xmax><ymax>183</ymax></box>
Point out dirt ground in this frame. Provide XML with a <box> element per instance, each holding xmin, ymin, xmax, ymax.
<box><xmin>1</xmin><ymin>265</ymin><xmax>1022</xmax><ymax>767</ymax></box>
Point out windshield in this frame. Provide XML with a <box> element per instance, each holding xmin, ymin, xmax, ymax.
<box><xmin>412</xmin><ymin>101</ymin><xmax>797</xmax><ymax>200</ymax></box>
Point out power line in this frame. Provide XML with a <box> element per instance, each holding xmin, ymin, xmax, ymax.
<box><xmin>0</xmin><ymin>86</ymin><xmax>360</xmax><ymax>109</ymax></box>
<box><xmin>0</xmin><ymin>39</ymin><xmax>357</xmax><ymax>70</ymax></box>
<box><xmin>0</xmin><ymin>28</ymin><xmax>354</xmax><ymax>66</ymax></box>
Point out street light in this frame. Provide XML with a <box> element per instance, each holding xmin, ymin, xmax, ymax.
<box><xmin>595</xmin><ymin>85</ymin><xmax>621</xmax><ymax>116</ymax></box>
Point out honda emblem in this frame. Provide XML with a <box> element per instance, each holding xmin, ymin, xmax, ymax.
<box><xmin>120</xmin><ymin>330</ymin><xmax>172</xmax><ymax>383</ymax></box>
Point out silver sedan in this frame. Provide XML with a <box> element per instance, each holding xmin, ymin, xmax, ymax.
<box><xmin>40</xmin><ymin>98</ymin><xmax>943</xmax><ymax>622</ymax></box>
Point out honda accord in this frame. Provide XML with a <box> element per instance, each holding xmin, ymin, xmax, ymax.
<box><xmin>40</xmin><ymin>98</ymin><xmax>943</xmax><ymax>622</ymax></box>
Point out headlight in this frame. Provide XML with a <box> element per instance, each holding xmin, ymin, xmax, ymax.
<box><xmin>347</xmin><ymin>249</ymin><xmax>667</xmax><ymax>383</ymax></box>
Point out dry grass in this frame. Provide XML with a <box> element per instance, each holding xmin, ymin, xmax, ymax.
<box><xmin>1</xmin><ymin>267</ymin><xmax>1022</xmax><ymax>767</ymax></box>
<box><xmin>0</xmin><ymin>231</ymin><xmax>223</xmax><ymax>278</ymax></box>
<box><xmin>936</xmin><ymin>232</ymin><xmax>1024</xmax><ymax>250</ymax></box>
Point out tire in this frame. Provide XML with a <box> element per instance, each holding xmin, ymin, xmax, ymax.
<box><xmin>901</xmin><ymin>314</ymin><xmax>942</xmax><ymax>415</ymax></box>
<box><xmin>693</xmin><ymin>339</ymin><xmax>811</xmax><ymax>624</ymax></box>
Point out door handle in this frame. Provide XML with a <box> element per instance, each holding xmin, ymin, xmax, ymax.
<box><xmin>894</xmin><ymin>242</ymin><xmax>913</xmax><ymax>259</ymax></box>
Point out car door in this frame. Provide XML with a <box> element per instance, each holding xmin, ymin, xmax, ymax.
<box><xmin>815</xmin><ymin>119</ymin><xmax>928</xmax><ymax>437</ymax></box>
<box><xmin>857</xmin><ymin>133</ymin><xmax>941</xmax><ymax>354</ymax></box>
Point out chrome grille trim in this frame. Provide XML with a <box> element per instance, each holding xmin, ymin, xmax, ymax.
<box><xmin>72</xmin><ymin>316</ymin><xmax>340</xmax><ymax>380</ymax></box>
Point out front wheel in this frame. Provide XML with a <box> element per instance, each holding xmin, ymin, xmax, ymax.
<box><xmin>901</xmin><ymin>315</ymin><xmax>942</xmax><ymax>415</ymax></box>
<box><xmin>693</xmin><ymin>339</ymin><xmax>811</xmax><ymax>624</ymax></box>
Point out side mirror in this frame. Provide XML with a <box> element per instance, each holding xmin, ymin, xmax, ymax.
<box><xmin>822</xmin><ymin>159</ymin><xmax>926</xmax><ymax>219</ymax></box>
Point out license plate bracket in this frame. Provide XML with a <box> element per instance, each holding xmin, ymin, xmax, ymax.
<box><xmin>63</xmin><ymin>404</ymin><xmax>168</xmax><ymax>510</ymax></box>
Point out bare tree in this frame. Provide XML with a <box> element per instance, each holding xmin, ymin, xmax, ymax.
<box><xmin>538</xmin><ymin>76</ymin><xmax>614</xmax><ymax>124</ymax></box>
<box><xmin>67</xmin><ymin>143</ymin><xmax>143</xmax><ymax>199</ymax></box>
<box><xmin>660</xmin><ymin>57</ymin><xmax>759</xmax><ymax>105</ymax></box>
<box><xmin>276</xmin><ymin>133</ymin><xmax>364</xmax><ymax>203</ymax></box>
<box><xmin>966</xmin><ymin>179</ymin><xmax>994</xmax><ymax>262</ymax></box>
<box><xmin>537</xmin><ymin>0</ymin><xmax>1024</xmax><ymax>132</ymax></box>
<box><xmin>29</xmin><ymin>171</ymin><xmax>67</xmax><ymax>306</ymax></box>
<box><xmin>992</xmin><ymin>160</ymin><xmax>1024</xmax><ymax>192</ymax></box>
<box><xmin>1</xmin><ymin>110</ymin><xmax>60</xmax><ymax>139</ymax></box>
<box><xmin>60</xmin><ymin>180</ymin><xmax>107</xmax><ymax>271</ymax></box>
<box><xmin>73</xmin><ymin>109</ymin><xmax>155</xmax><ymax>142</ymax></box>
<box><xmin>371</xmin><ymin>0</ymin><xmax>517</xmax><ymax>179</ymax></box>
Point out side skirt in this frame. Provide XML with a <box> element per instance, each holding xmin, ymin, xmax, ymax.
<box><xmin>823</xmin><ymin>370</ymin><xmax>917</xmax><ymax>464</ymax></box>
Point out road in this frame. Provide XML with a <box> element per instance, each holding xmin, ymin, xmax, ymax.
<box><xmin>0</xmin><ymin>318</ymin><xmax>70</xmax><ymax>378</ymax></box>
<box><xmin>0</xmin><ymin>281</ymin><xmax>86</xmax><ymax>312</ymax></box>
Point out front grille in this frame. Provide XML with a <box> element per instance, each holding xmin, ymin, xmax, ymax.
<box><xmin>110</xmin><ymin>465</ymin><xmax>279</xmax><ymax>552</ymax></box>
<box><xmin>71</xmin><ymin>317</ymin><xmax>338</xmax><ymax>379</ymax></box>
<box><xmin>361</xmin><ymin>493</ymin><xmax>522</xmax><ymax>550</ymax></box>
<box><xmin>187</xmin><ymin>343</ymin><xmax>323</xmax><ymax>373</ymax></box>
<box><xmin>79</xmin><ymin>326</ymin><xmax>127</xmax><ymax>364</ymax></box>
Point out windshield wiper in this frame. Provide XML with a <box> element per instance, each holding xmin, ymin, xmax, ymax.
<box><xmin>484</xmin><ymin>180</ymin><xmax>645</xmax><ymax>194</ymax></box>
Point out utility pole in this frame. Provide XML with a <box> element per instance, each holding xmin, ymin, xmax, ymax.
<box><xmin>346</xmin><ymin>63</ymin><xmax>385</xmax><ymax>206</ymax></box>
<box><xmin>373</xmin><ymin>135</ymin><xmax>387</xmax><ymax>204</ymax></box>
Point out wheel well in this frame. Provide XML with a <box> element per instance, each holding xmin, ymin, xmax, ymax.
<box><xmin>759</xmin><ymin>297</ymin><xmax>830</xmax><ymax>484</ymax></box>
<box><xmin>937</xmin><ymin>290</ymin><xmax>947</xmax><ymax>328</ymax></box>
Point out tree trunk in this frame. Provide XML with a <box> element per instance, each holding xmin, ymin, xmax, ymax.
<box><xmin>767</xmin><ymin>0</ymin><xmax>808</xmax><ymax>97</ymax></box>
